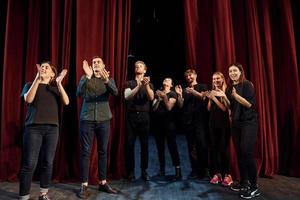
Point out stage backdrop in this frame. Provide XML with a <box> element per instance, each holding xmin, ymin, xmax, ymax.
<box><xmin>0</xmin><ymin>0</ymin><xmax>299</xmax><ymax>184</ymax></box>
<box><xmin>0</xmin><ymin>0</ymin><xmax>131</xmax><ymax>184</ymax></box>
<box><xmin>183</xmin><ymin>0</ymin><xmax>300</xmax><ymax>177</ymax></box>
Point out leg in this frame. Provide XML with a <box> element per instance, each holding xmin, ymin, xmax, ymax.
<box><xmin>155</xmin><ymin>125</ymin><xmax>166</xmax><ymax>172</ymax></box>
<box><xmin>95</xmin><ymin>120</ymin><xmax>110</xmax><ymax>181</ymax></box>
<box><xmin>138</xmin><ymin>113</ymin><xmax>149</xmax><ymax>171</ymax></box>
<box><xmin>240</xmin><ymin>122</ymin><xmax>258</xmax><ymax>188</ymax></box>
<box><xmin>125</xmin><ymin>113</ymin><xmax>137</xmax><ymax>176</ymax></box>
<box><xmin>39</xmin><ymin>125</ymin><xmax>59</xmax><ymax>192</ymax></box>
<box><xmin>79</xmin><ymin>121</ymin><xmax>95</xmax><ymax>183</ymax></box>
<box><xmin>19</xmin><ymin>126</ymin><xmax>43</xmax><ymax>197</ymax></box>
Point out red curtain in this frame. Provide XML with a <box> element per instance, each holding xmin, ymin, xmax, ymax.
<box><xmin>184</xmin><ymin>0</ymin><xmax>300</xmax><ymax>177</ymax></box>
<box><xmin>0</xmin><ymin>0</ymin><xmax>131</xmax><ymax>183</ymax></box>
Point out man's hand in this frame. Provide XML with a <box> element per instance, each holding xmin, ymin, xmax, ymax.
<box><xmin>83</xmin><ymin>60</ymin><xmax>93</xmax><ymax>79</ymax></box>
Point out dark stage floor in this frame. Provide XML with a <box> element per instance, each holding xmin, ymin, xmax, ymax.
<box><xmin>1</xmin><ymin>135</ymin><xmax>300</xmax><ymax>200</ymax></box>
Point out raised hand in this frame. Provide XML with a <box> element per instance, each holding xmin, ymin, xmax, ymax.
<box><xmin>83</xmin><ymin>60</ymin><xmax>93</xmax><ymax>78</ymax></box>
<box><xmin>186</xmin><ymin>87</ymin><xmax>195</xmax><ymax>94</ymax></box>
<box><xmin>35</xmin><ymin>64</ymin><xmax>42</xmax><ymax>82</ymax></box>
<box><xmin>142</xmin><ymin>76</ymin><xmax>150</xmax><ymax>85</ymax></box>
<box><xmin>99</xmin><ymin>68</ymin><xmax>110</xmax><ymax>83</ymax></box>
<box><xmin>156</xmin><ymin>90</ymin><xmax>166</xmax><ymax>99</ymax></box>
<box><xmin>214</xmin><ymin>88</ymin><xmax>226</xmax><ymax>97</ymax></box>
<box><xmin>175</xmin><ymin>85</ymin><xmax>182</xmax><ymax>96</ymax></box>
<box><xmin>56</xmin><ymin>69</ymin><xmax>68</xmax><ymax>85</ymax></box>
<box><xmin>231</xmin><ymin>87</ymin><xmax>237</xmax><ymax>97</ymax></box>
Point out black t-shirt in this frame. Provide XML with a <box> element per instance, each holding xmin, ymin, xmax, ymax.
<box><xmin>21</xmin><ymin>83</ymin><xmax>60</xmax><ymax>126</ymax></box>
<box><xmin>182</xmin><ymin>83</ymin><xmax>208</xmax><ymax>125</ymax></box>
<box><xmin>154</xmin><ymin>91</ymin><xmax>177</xmax><ymax>118</ymax></box>
<box><xmin>125</xmin><ymin>80</ymin><xmax>154</xmax><ymax>112</ymax></box>
<box><xmin>209</xmin><ymin>97</ymin><xmax>230</xmax><ymax>129</ymax></box>
<box><xmin>227</xmin><ymin>80</ymin><xmax>257</xmax><ymax>123</ymax></box>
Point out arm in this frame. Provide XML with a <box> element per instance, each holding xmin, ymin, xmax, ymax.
<box><xmin>105</xmin><ymin>78</ymin><xmax>118</xmax><ymax>96</ymax></box>
<box><xmin>206</xmin><ymin>91</ymin><xmax>226</xmax><ymax>112</ymax></box>
<box><xmin>124</xmin><ymin>82</ymin><xmax>142</xmax><ymax>100</ymax></box>
<box><xmin>175</xmin><ymin>85</ymin><xmax>184</xmax><ymax>108</ymax></box>
<box><xmin>232</xmin><ymin>87</ymin><xmax>252</xmax><ymax>108</ymax></box>
<box><xmin>156</xmin><ymin>90</ymin><xmax>176</xmax><ymax>111</ymax></box>
<box><xmin>76</xmin><ymin>76</ymin><xmax>88</xmax><ymax>97</ymax></box>
<box><xmin>152</xmin><ymin>97</ymin><xmax>161</xmax><ymax>111</ymax></box>
<box><xmin>56</xmin><ymin>69</ymin><xmax>69</xmax><ymax>105</ymax></box>
<box><xmin>24</xmin><ymin>65</ymin><xmax>41</xmax><ymax>103</ymax></box>
<box><xmin>186</xmin><ymin>87</ymin><xmax>206</xmax><ymax>100</ymax></box>
<box><xmin>143</xmin><ymin>77</ymin><xmax>154</xmax><ymax>101</ymax></box>
<box><xmin>162</xmin><ymin>96</ymin><xmax>176</xmax><ymax>111</ymax></box>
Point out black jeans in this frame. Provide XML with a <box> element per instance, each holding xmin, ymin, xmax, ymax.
<box><xmin>209</xmin><ymin>127</ymin><xmax>231</xmax><ymax>176</ymax></box>
<box><xmin>80</xmin><ymin>120</ymin><xmax>110</xmax><ymax>182</ymax></box>
<box><xmin>19</xmin><ymin>125</ymin><xmax>59</xmax><ymax>196</ymax></box>
<box><xmin>155</xmin><ymin>117</ymin><xmax>180</xmax><ymax>170</ymax></box>
<box><xmin>185</xmin><ymin>123</ymin><xmax>209</xmax><ymax>175</ymax></box>
<box><xmin>125</xmin><ymin>112</ymin><xmax>149</xmax><ymax>173</ymax></box>
<box><xmin>232</xmin><ymin>120</ymin><xmax>258</xmax><ymax>187</ymax></box>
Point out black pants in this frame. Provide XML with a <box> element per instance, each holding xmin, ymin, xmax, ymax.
<box><xmin>19</xmin><ymin>125</ymin><xmax>59</xmax><ymax>196</ymax></box>
<box><xmin>232</xmin><ymin>120</ymin><xmax>258</xmax><ymax>187</ymax></box>
<box><xmin>125</xmin><ymin>112</ymin><xmax>149</xmax><ymax>172</ymax></box>
<box><xmin>155</xmin><ymin>117</ymin><xmax>180</xmax><ymax>170</ymax></box>
<box><xmin>209</xmin><ymin>127</ymin><xmax>231</xmax><ymax>176</ymax></box>
<box><xmin>185</xmin><ymin>123</ymin><xmax>209</xmax><ymax>175</ymax></box>
<box><xmin>79</xmin><ymin>120</ymin><xmax>110</xmax><ymax>182</ymax></box>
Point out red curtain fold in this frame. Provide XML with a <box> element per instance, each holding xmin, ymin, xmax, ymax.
<box><xmin>0</xmin><ymin>0</ymin><xmax>131</xmax><ymax>183</ymax></box>
<box><xmin>183</xmin><ymin>0</ymin><xmax>299</xmax><ymax>177</ymax></box>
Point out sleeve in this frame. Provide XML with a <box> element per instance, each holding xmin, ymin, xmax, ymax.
<box><xmin>20</xmin><ymin>83</ymin><xmax>32</xmax><ymax>97</ymax></box>
<box><xmin>76</xmin><ymin>76</ymin><xmax>88</xmax><ymax>97</ymax></box>
<box><xmin>243</xmin><ymin>81</ymin><xmax>256</xmax><ymax>106</ymax></box>
<box><xmin>169</xmin><ymin>91</ymin><xmax>177</xmax><ymax>100</ymax></box>
<box><xmin>106</xmin><ymin>78</ymin><xmax>118</xmax><ymax>96</ymax></box>
<box><xmin>124</xmin><ymin>81</ymin><xmax>131</xmax><ymax>89</ymax></box>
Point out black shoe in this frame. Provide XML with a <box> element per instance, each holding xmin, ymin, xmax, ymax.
<box><xmin>127</xmin><ymin>171</ymin><xmax>136</xmax><ymax>181</ymax></box>
<box><xmin>230</xmin><ymin>181</ymin><xmax>250</xmax><ymax>193</ymax></box>
<box><xmin>198</xmin><ymin>169</ymin><xmax>211</xmax><ymax>180</ymax></box>
<box><xmin>38</xmin><ymin>194</ymin><xmax>51</xmax><ymax>200</ymax></box>
<box><xmin>98</xmin><ymin>183</ymin><xmax>117</xmax><ymax>194</ymax></box>
<box><xmin>141</xmin><ymin>170</ymin><xmax>150</xmax><ymax>181</ymax></box>
<box><xmin>157</xmin><ymin>169</ymin><xmax>165</xmax><ymax>177</ymax></box>
<box><xmin>188</xmin><ymin>171</ymin><xmax>198</xmax><ymax>179</ymax></box>
<box><xmin>240</xmin><ymin>187</ymin><xmax>260</xmax><ymax>199</ymax></box>
<box><xmin>77</xmin><ymin>185</ymin><xmax>90</xmax><ymax>199</ymax></box>
<box><xmin>174</xmin><ymin>167</ymin><xmax>182</xmax><ymax>180</ymax></box>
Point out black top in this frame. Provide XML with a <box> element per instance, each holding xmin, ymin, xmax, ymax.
<box><xmin>181</xmin><ymin>83</ymin><xmax>208</xmax><ymax>125</ymax></box>
<box><xmin>209</xmin><ymin>97</ymin><xmax>230</xmax><ymax>129</ymax></box>
<box><xmin>154</xmin><ymin>91</ymin><xmax>177</xmax><ymax>119</ymax></box>
<box><xmin>227</xmin><ymin>80</ymin><xmax>257</xmax><ymax>124</ymax></box>
<box><xmin>77</xmin><ymin>76</ymin><xmax>118</xmax><ymax>121</ymax></box>
<box><xmin>21</xmin><ymin>83</ymin><xmax>60</xmax><ymax>126</ymax></box>
<box><xmin>125</xmin><ymin>80</ymin><xmax>154</xmax><ymax>112</ymax></box>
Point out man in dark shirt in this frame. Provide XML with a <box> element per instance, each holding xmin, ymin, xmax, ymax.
<box><xmin>175</xmin><ymin>69</ymin><xmax>210</xmax><ymax>179</ymax></box>
<box><xmin>124</xmin><ymin>60</ymin><xmax>154</xmax><ymax>181</ymax></box>
<box><xmin>77</xmin><ymin>56</ymin><xmax>118</xmax><ymax>199</ymax></box>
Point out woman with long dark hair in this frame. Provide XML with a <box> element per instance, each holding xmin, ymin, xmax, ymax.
<box><xmin>227</xmin><ymin>63</ymin><xmax>260</xmax><ymax>199</ymax></box>
<box><xmin>19</xmin><ymin>61</ymin><xmax>69</xmax><ymax>200</ymax></box>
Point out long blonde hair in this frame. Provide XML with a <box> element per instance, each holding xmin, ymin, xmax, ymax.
<box><xmin>212</xmin><ymin>71</ymin><xmax>227</xmax><ymax>92</ymax></box>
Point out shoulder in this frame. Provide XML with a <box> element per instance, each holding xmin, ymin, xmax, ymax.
<box><xmin>242</xmin><ymin>80</ymin><xmax>254</xmax><ymax>89</ymax></box>
<box><xmin>196</xmin><ymin>83</ymin><xmax>207</xmax><ymax>91</ymax></box>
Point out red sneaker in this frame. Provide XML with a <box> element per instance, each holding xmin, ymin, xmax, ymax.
<box><xmin>210</xmin><ymin>173</ymin><xmax>222</xmax><ymax>184</ymax></box>
<box><xmin>222</xmin><ymin>174</ymin><xmax>233</xmax><ymax>186</ymax></box>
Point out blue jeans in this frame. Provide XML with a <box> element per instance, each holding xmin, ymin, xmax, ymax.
<box><xmin>19</xmin><ymin>125</ymin><xmax>59</xmax><ymax>196</ymax></box>
<box><xmin>80</xmin><ymin>120</ymin><xmax>110</xmax><ymax>182</ymax></box>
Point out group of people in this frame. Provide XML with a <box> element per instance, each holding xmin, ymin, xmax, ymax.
<box><xmin>18</xmin><ymin>57</ymin><xmax>260</xmax><ymax>200</ymax></box>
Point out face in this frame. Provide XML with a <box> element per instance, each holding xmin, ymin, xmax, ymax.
<box><xmin>92</xmin><ymin>58</ymin><xmax>104</xmax><ymax>74</ymax></box>
<box><xmin>135</xmin><ymin>62</ymin><xmax>146</xmax><ymax>75</ymax></box>
<box><xmin>163</xmin><ymin>78</ymin><xmax>173</xmax><ymax>89</ymax></box>
<box><xmin>212</xmin><ymin>74</ymin><xmax>224</xmax><ymax>88</ymax></box>
<box><xmin>185</xmin><ymin>72</ymin><xmax>197</xmax><ymax>84</ymax></box>
<box><xmin>39</xmin><ymin>63</ymin><xmax>55</xmax><ymax>80</ymax></box>
<box><xmin>229</xmin><ymin>65</ymin><xmax>241</xmax><ymax>82</ymax></box>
